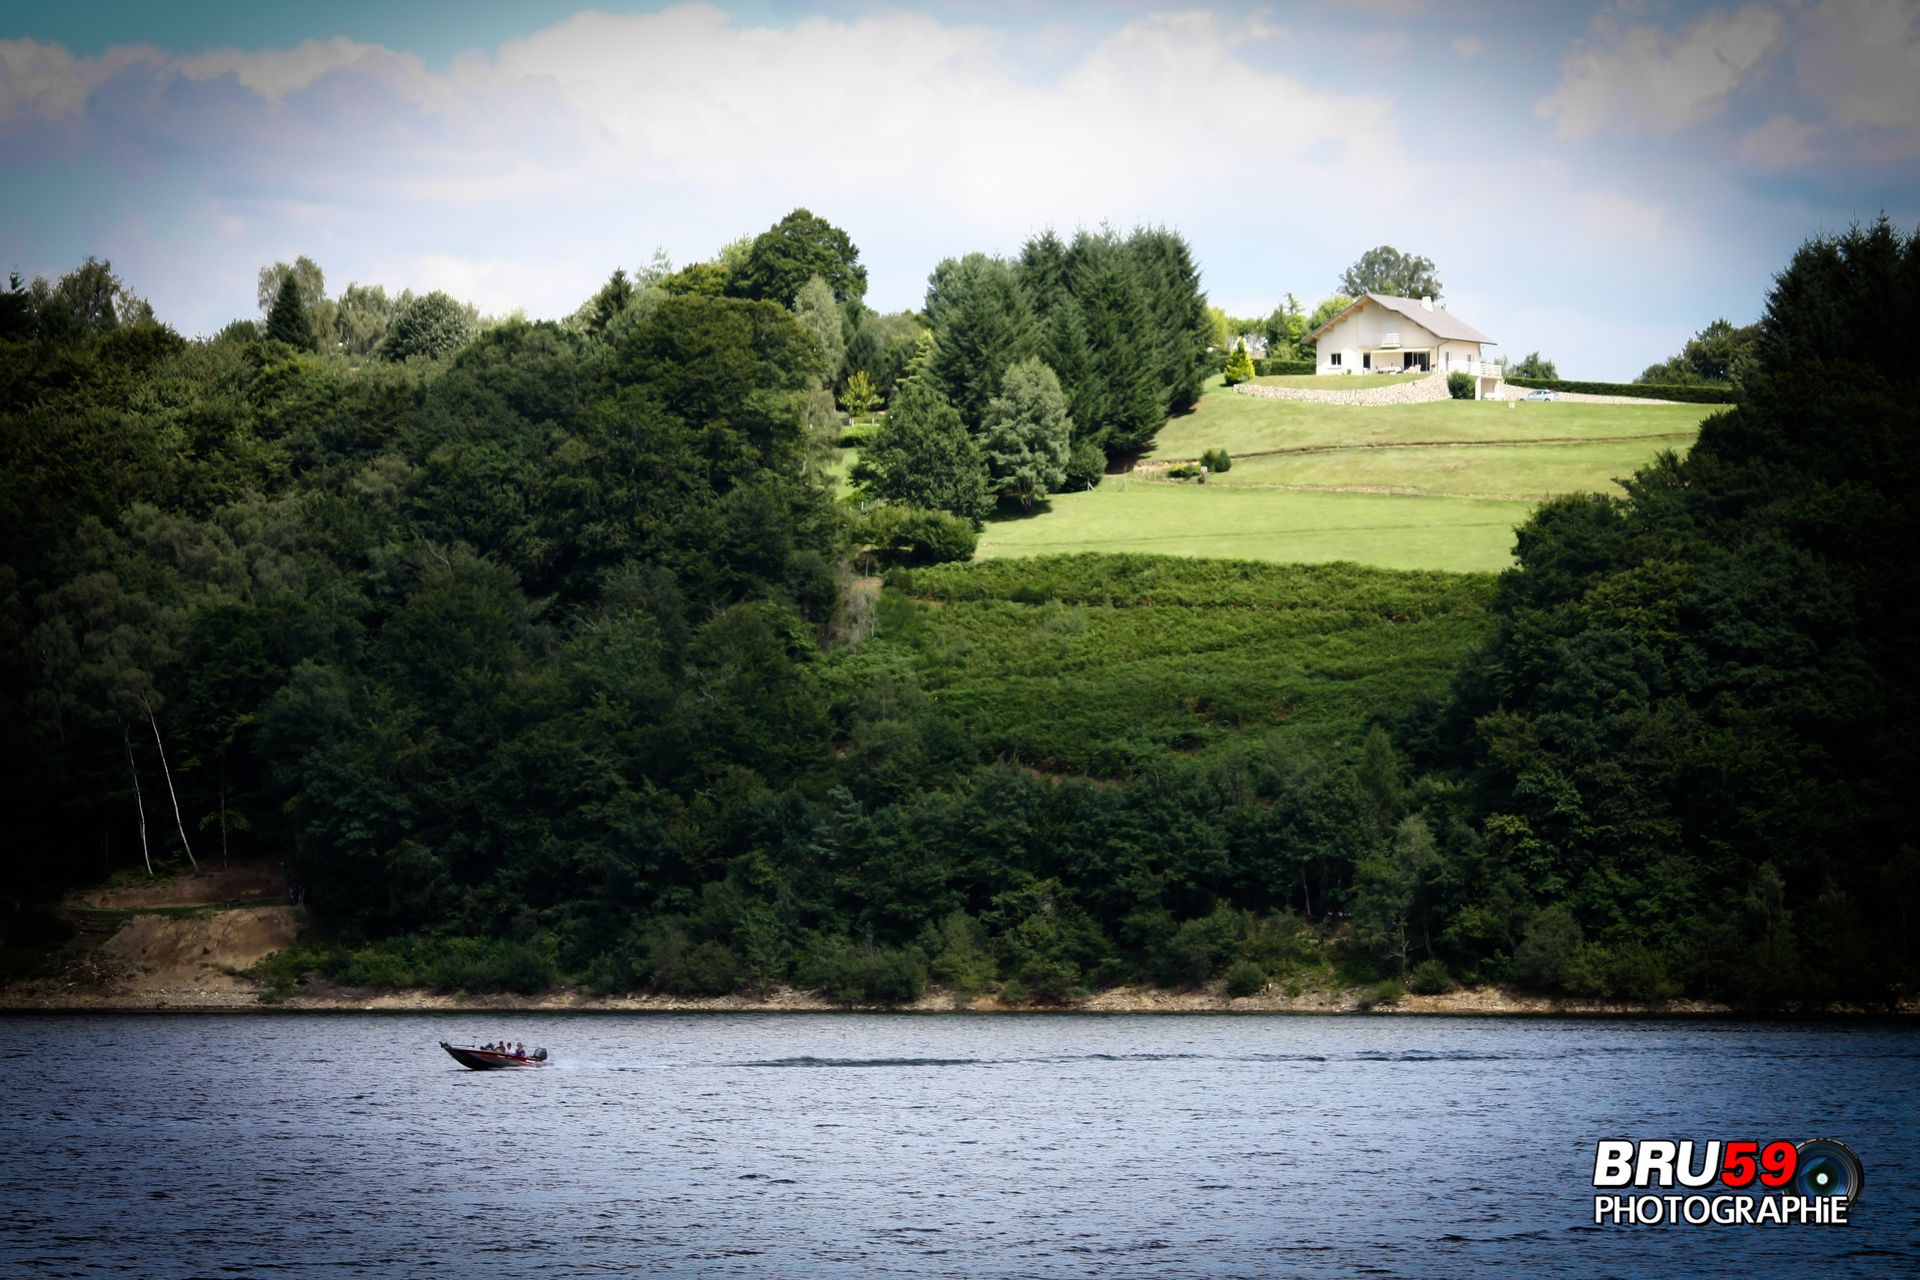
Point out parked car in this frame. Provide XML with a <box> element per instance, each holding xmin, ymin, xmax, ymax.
<box><xmin>1520</xmin><ymin>390</ymin><xmax>1560</xmax><ymax>401</ymax></box>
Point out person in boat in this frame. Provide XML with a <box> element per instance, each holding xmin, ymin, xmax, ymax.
<box><xmin>515</xmin><ymin>1042</ymin><xmax>527</xmax><ymax>1058</ymax></box>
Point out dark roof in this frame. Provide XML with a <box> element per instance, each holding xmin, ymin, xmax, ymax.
<box><xmin>1307</xmin><ymin>293</ymin><xmax>1494</xmax><ymax>345</ymax></box>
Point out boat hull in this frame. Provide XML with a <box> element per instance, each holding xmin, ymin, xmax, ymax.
<box><xmin>440</xmin><ymin>1042</ymin><xmax>547</xmax><ymax>1070</ymax></box>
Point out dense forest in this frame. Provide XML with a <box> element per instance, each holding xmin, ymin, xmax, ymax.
<box><xmin>2</xmin><ymin>214</ymin><xmax>1915</xmax><ymax>1007</ymax></box>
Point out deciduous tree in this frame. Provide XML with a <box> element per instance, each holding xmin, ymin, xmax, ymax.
<box><xmin>1338</xmin><ymin>246</ymin><xmax>1441</xmax><ymax>300</ymax></box>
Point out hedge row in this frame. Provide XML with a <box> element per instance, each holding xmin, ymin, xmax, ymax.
<box><xmin>1506</xmin><ymin>376</ymin><xmax>1735</xmax><ymax>404</ymax></box>
<box><xmin>1254</xmin><ymin>358</ymin><xmax>1315</xmax><ymax>376</ymax></box>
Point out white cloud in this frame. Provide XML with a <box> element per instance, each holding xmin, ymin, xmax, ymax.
<box><xmin>0</xmin><ymin>5</ymin><xmax>1857</xmax><ymax>380</ymax></box>
<box><xmin>396</xmin><ymin>254</ymin><xmax>595</xmax><ymax>319</ymax></box>
<box><xmin>176</xmin><ymin>38</ymin><xmax>425</xmax><ymax>104</ymax></box>
<box><xmin>0</xmin><ymin>39</ymin><xmax>161</xmax><ymax>119</ymax></box>
<box><xmin>1536</xmin><ymin>3</ymin><xmax>1785</xmax><ymax>139</ymax></box>
<box><xmin>1737</xmin><ymin>112</ymin><xmax>1819</xmax><ymax>165</ymax></box>
<box><xmin>1450</xmin><ymin>37</ymin><xmax>1484</xmax><ymax>58</ymax></box>
<box><xmin>1795</xmin><ymin>0</ymin><xmax>1920</xmax><ymax>148</ymax></box>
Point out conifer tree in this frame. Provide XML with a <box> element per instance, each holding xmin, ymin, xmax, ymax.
<box><xmin>982</xmin><ymin>358</ymin><xmax>1072</xmax><ymax>508</ymax></box>
<box><xmin>1223</xmin><ymin>340</ymin><xmax>1256</xmax><ymax>385</ymax></box>
<box><xmin>265</xmin><ymin>275</ymin><xmax>316</xmax><ymax>351</ymax></box>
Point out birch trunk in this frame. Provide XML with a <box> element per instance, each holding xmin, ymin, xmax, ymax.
<box><xmin>125</xmin><ymin>725</ymin><xmax>152</xmax><ymax>876</ymax></box>
<box><xmin>143</xmin><ymin>697</ymin><xmax>197</xmax><ymax>872</ymax></box>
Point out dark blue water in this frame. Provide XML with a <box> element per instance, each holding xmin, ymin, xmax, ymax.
<box><xmin>2</xmin><ymin>1014</ymin><xmax>1916</xmax><ymax>1277</ymax></box>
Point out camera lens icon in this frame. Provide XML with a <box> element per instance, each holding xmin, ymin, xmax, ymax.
<box><xmin>1792</xmin><ymin>1139</ymin><xmax>1864</xmax><ymax>1205</ymax></box>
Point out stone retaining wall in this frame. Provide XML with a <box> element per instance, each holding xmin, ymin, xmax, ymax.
<box><xmin>1233</xmin><ymin>372</ymin><xmax>1455</xmax><ymax>406</ymax></box>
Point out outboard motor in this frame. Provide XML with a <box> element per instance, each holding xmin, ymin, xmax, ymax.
<box><xmin>534</xmin><ymin>1047</ymin><xmax>548</xmax><ymax>1061</ymax></box>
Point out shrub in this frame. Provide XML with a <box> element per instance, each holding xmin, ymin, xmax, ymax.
<box><xmin>1223</xmin><ymin>341</ymin><xmax>1257</xmax><ymax>386</ymax></box>
<box><xmin>1064</xmin><ymin>440</ymin><xmax>1106</xmax><ymax>491</ymax></box>
<box><xmin>1016</xmin><ymin>958</ymin><xmax>1081</xmax><ymax>1003</ymax></box>
<box><xmin>1356</xmin><ymin>978</ymin><xmax>1404</xmax><ymax>1009</ymax></box>
<box><xmin>860</xmin><ymin>505</ymin><xmax>977</xmax><ymax>565</ymax></box>
<box><xmin>1512</xmin><ymin>905</ymin><xmax>1583</xmax><ymax>991</ymax></box>
<box><xmin>798</xmin><ymin>937</ymin><xmax>930</xmax><ymax>1004</ymax></box>
<box><xmin>675</xmin><ymin>939</ymin><xmax>743</xmax><ymax>995</ymax></box>
<box><xmin>1224</xmin><ymin>959</ymin><xmax>1268</xmax><ymax>997</ymax></box>
<box><xmin>1505</xmin><ymin>376</ymin><xmax>1734</xmax><ymax>404</ymax></box>
<box><xmin>921</xmin><ymin>910</ymin><xmax>997</xmax><ymax>993</ymax></box>
<box><xmin>423</xmin><ymin>937</ymin><xmax>557</xmax><ymax>995</ymax></box>
<box><xmin>1446</xmin><ymin>372</ymin><xmax>1474</xmax><ymax>400</ymax></box>
<box><xmin>1407</xmin><ymin>959</ymin><xmax>1454</xmax><ymax>994</ymax></box>
<box><xmin>1200</xmin><ymin>447</ymin><xmax>1232</xmax><ymax>473</ymax></box>
<box><xmin>340</xmin><ymin>946</ymin><xmax>415</xmax><ymax>989</ymax></box>
<box><xmin>1255</xmin><ymin>358</ymin><xmax>1315</xmax><ymax>376</ymax></box>
<box><xmin>1166</xmin><ymin>464</ymin><xmax>1200</xmax><ymax>480</ymax></box>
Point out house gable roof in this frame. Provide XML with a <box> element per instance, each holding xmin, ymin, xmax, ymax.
<box><xmin>1307</xmin><ymin>293</ymin><xmax>1494</xmax><ymax>345</ymax></box>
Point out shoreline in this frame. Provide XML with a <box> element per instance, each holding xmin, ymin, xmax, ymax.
<box><xmin>4</xmin><ymin>980</ymin><xmax>1913</xmax><ymax>1018</ymax></box>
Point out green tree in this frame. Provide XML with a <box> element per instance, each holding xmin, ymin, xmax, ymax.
<box><xmin>925</xmin><ymin>253</ymin><xmax>1037</xmax><ymax>430</ymax></box>
<box><xmin>1352</xmin><ymin>815</ymin><xmax>1438</xmax><ymax>976</ymax></box>
<box><xmin>1222</xmin><ymin>340</ymin><xmax>1256</xmax><ymax>386</ymax></box>
<box><xmin>335</xmin><ymin>283</ymin><xmax>395</xmax><ymax>355</ymax></box>
<box><xmin>257</xmin><ymin>257</ymin><xmax>325</xmax><ymax>319</ymax></box>
<box><xmin>1509</xmin><ymin>351</ymin><xmax>1558</xmax><ymax>379</ymax></box>
<box><xmin>382</xmin><ymin>291</ymin><xmax>475</xmax><ymax>362</ymax></box>
<box><xmin>982</xmin><ymin>358</ymin><xmax>1072</xmax><ymax>508</ymax></box>
<box><xmin>791</xmin><ymin>275</ymin><xmax>845</xmax><ymax>386</ymax></box>
<box><xmin>1338</xmin><ymin>245</ymin><xmax>1442</xmax><ymax>299</ymax></box>
<box><xmin>662</xmin><ymin>261</ymin><xmax>731</xmax><ymax>297</ymax></box>
<box><xmin>733</xmin><ymin>208</ymin><xmax>867</xmax><ymax>307</ymax></box>
<box><xmin>581</xmin><ymin>268</ymin><xmax>635</xmax><ymax>337</ymax></box>
<box><xmin>852</xmin><ymin>378</ymin><xmax>990</xmax><ymax>523</ymax></box>
<box><xmin>839</xmin><ymin>370</ymin><xmax>880</xmax><ymax>423</ymax></box>
<box><xmin>1638</xmin><ymin>318</ymin><xmax>1757</xmax><ymax>385</ymax></box>
<box><xmin>1263</xmin><ymin>293</ymin><xmax>1305</xmax><ymax>357</ymax></box>
<box><xmin>265</xmin><ymin>275</ymin><xmax>317</xmax><ymax>351</ymax></box>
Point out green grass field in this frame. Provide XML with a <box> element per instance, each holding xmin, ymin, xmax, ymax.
<box><xmin>975</xmin><ymin>484</ymin><xmax>1531</xmax><ymax>572</ymax></box>
<box><xmin>855</xmin><ymin>555</ymin><xmax>1494</xmax><ymax>771</ymax></box>
<box><xmin>969</xmin><ymin>376</ymin><xmax>1715</xmax><ymax>570</ymax></box>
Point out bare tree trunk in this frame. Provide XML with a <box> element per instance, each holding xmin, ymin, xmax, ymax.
<box><xmin>142</xmin><ymin>696</ymin><xmax>197</xmax><ymax>872</ymax></box>
<box><xmin>125</xmin><ymin>725</ymin><xmax>152</xmax><ymax>876</ymax></box>
<box><xmin>1300</xmin><ymin>868</ymin><xmax>1313</xmax><ymax>922</ymax></box>
<box><xmin>218</xmin><ymin>752</ymin><xmax>229</xmax><ymax>869</ymax></box>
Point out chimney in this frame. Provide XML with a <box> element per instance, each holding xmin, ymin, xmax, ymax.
<box><xmin>1420</xmin><ymin>295</ymin><xmax>1433</xmax><ymax>311</ymax></box>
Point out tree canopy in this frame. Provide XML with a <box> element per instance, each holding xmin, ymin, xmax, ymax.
<box><xmin>382</xmin><ymin>291</ymin><xmax>476</xmax><ymax>362</ymax></box>
<box><xmin>853</xmin><ymin>377</ymin><xmax>990</xmax><ymax>523</ymax></box>
<box><xmin>1338</xmin><ymin>246</ymin><xmax>1442</xmax><ymax>300</ymax></box>
<box><xmin>733</xmin><ymin>208</ymin><xmax>868</xmax><ymax>307</ymax></box>
<box><xmin>1638</xmin><ymin>318</ymin><xmax>1758</xmax><ymax>386</ymax></box>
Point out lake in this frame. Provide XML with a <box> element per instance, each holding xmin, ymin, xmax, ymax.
<box><xmin>3</xmin><ymin>1013</ymin><xmax>1916</xmax><ymax>1276</ymax></box>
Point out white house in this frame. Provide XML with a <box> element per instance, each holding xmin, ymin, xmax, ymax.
<box><xmin>1307</xmin><ymin>293</ymin><xmax>1502</xmax><ymax>397</ymax></box>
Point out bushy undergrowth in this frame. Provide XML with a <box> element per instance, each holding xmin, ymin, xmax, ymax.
<box><xmin>864</xmin><ymin>555</ymin><xmax>1491</xmax><ymax>772</ymax></box>
<box><xmin>253</xmin><ymin>936</ymin><xmax>556</xmax><ymax>998</ymax></box>
<box><xmin>1506</xmin><ymin>376</ymin><xmax>1734</xmax><ymax>403</ymax></box>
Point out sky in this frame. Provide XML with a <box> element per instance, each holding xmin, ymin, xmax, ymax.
<box><xmin>2</xmin><ymin>0</ymin><xmax>1916</xmax><ymax>379</ymax></box>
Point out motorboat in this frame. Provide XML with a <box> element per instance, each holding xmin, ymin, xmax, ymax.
<box><xmin>440</xmin><ymin>1041</ymin><xmax>549</xmax><ymax>1070</ymax></box>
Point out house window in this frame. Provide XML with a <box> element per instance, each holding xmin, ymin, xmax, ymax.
<box><xmin>1330</xmin><ymin>353</ymin><xmax>1342</xmax><ymax>367</ymax></box>
<box><xmin>1362</xmin><ymin>352</ymin><xmax>1371</xmax><ymax>370</ymax></box>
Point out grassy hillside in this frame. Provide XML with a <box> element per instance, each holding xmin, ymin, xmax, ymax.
<box><xmin>851</xmin><ymin>554</ymin><xmax>1495</xmax><ymax>775</ymax></box>
<box><xmin>971</xmin><ymin>377</ymin><xmax>1714</xmax><ymax>570</ymax></box>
